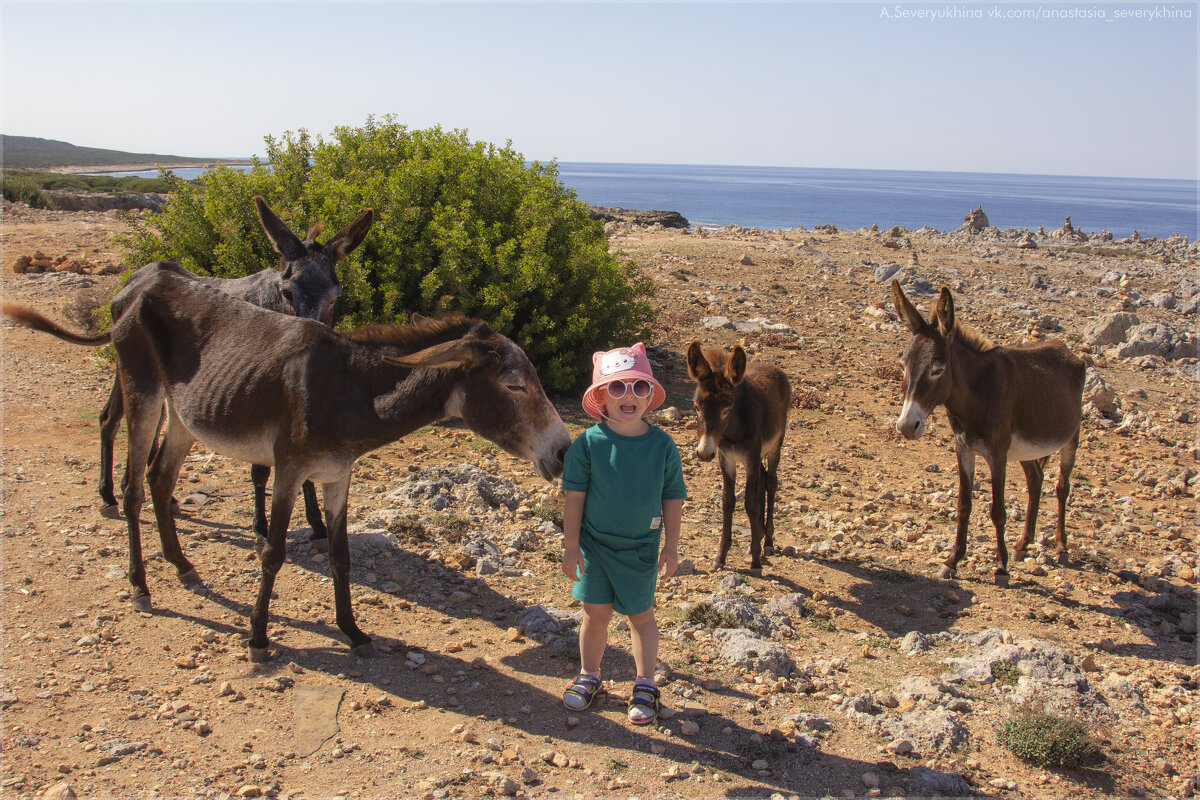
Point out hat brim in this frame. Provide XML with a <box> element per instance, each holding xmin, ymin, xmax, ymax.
<box><xmin>582</xmin><ymin>374</ymin><xmax>667</xmax><ymax>419</ymax></box>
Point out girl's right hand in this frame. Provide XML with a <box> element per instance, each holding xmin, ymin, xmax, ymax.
<box><xmin>562</xmin><ymin>547</ymin><xmax>584</xmax><ymax>581</ymax></box>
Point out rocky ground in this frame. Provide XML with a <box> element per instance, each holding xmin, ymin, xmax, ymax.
<box><xmin>0</xmin><ymin>198</ymin><xmax>1197</xmax><ymax>800</ymax></box>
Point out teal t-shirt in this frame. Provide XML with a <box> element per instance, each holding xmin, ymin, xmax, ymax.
<box><xmin>561</xmin><ymin>422</ymin><xmax>688</xmax><ymax>541</ymax></box>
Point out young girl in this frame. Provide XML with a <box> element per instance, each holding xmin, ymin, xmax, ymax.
<box><xmin>560</xmin><ymin>343</ymin><xmax>687</xmax><ymax>725</ymax></box>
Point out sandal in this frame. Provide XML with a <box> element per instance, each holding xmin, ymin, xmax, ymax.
<box><xmin>562</xmin><ymin>673</ymin><xmax>602</xmax><ymax>711</ymax></box>
<box><xmin>627</xmin><ymin>683</ymin><xmax>660</xmax><ymax>725</ymax></box>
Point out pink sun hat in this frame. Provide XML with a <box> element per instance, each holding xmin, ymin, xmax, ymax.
<box><xmin>582</xmin><ymin>342</ymin><xmax>667</xmax><ymax>419</ymax></box>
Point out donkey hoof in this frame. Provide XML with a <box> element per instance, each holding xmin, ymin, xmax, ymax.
<box><xmin>178</xmin><ymin>569</ymin><xmax>203</xmax><ymax>588</ymax></box>
<box><xmin>763</xmin><ymin>545</ymin><xmax>775</xmax><ymax>557</ymax></box>
<box><xmin>130</xmin><ymin>594</ymin><xmax>152</xmax><ymax>612</ymax></box>
<box><xmin>99</xmin><ymin>503</ymin><xmax>122</xmax><ymax>520</ymax></box>
<box><xmin>748</xmin><ymin>567</ymin><xmax>763</xmax><ymax>578</ymax></box>
<box><xmin>351</xmin><ymin>641</ymin><xmax>380</xmax><ymax>660</ymax></box>
<box><xmin>1013</xmin><ymin>549</ymin><xmax>1027</xmax><ymax>563</ymax></box>
<box><xmin>1055</xmin><ymin>551</ymin><xmax>1070</xmax><ymax>566</ymax></box>
<box><xmin>994</xmin><ymin>570</ymin><xmax>1010</xmax><ymax>588</ymax></box>
<box><xmin>309</xmin><ymin>536</ymin><xmax>329</xmax><ymax>554</ymax></box>
<box><xmin>937</xmin><ymin>565</ymin><xmax>957</xmax><ymax>581</ymax></box>
<box><xmin>248</xmin><ymin>645</ymin><xmax>272</xmax><ymax>663</ymax></box>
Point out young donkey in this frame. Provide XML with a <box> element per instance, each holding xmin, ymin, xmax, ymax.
<box><xmin>99</xmin><ymin>197</ymin><xmax>374</xmax><ymax>552</ymax></box>
<box><xmin>4</xmin><ymin>272</ymin><xmax>571</xmax><ymax>661</ymax></box>
<box><xmin>687</xmin><ymin>341</ymin><xmax>791</xmax><ymax>573</ymax></box>
<box><xmin>891</xmin><ymin>280</ymin><xmax>1085</xmax><ymax>583</ymax></box>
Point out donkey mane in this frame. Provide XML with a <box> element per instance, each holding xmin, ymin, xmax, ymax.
<box><xmin>344</xmin><ymin>312</ymin><xmax>475</xmax><ymax>347</ymax></box>
<box><xmin>946</xmin><ymin>319</ymin><xmax>996</xmax><ymax>353</ymax></box>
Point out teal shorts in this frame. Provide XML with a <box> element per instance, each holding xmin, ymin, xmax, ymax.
<box><xmin>571</xmin><ymin>528</ymin><xmax>660</xmax><ymax>616</ymax></box>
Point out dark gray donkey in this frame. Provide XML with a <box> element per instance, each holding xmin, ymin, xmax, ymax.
<box><xmin>4</xmin><ymin>272</ymin><xmax>571</xmax><ymax>660</ymax></box>
<box><xmin>98</xmin><ymin>197</ymin><xmax>373</xmax><ymax>552</ymax></box>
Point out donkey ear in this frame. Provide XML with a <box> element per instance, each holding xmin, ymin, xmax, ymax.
<box><xmin>411</xmin><ymin>312</ymin><xmax>428</xmax><ymax>324</ymax></box>
<box><xmin>324</xmin><ymin>209</ymin><xmax>374</xmax><ymax>261</ymax></box>
<box><xmin>382</xmin><ymin>339</ymin><xmax>479</xmax><ymax>371</ymax></box>
<box><xmin>303</xmin><ymin>221</ymin><xmax>323</xmax><ymax>246</ymax></box>
<box><xmin>254</xmin><ymin>197</ymin><xmax>307</xmax><ymax>262</ymax></box>
<box><xmin>727</xmin><ymin>344</ymin><xmax>748</xmax><ymax>385</ymax></box>
<box><xmin>935</xmin><ymin>287</ymin><xmax>957</xmax><ymax>341</ymax></box>
<box><xmin>891</xmin><ymin>279</ymin><xmax>926</xmax><ymax>333</ymax></box>
<box><xmin>686</xmin><ymin>340</ymin><xmax>712</xmax><ymax>382</ymax></box>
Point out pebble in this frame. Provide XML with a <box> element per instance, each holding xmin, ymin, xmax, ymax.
<box><xmin>679</xmin><ymin>720</ymin><xmax>700</xmax><ymax>735</ymax></box>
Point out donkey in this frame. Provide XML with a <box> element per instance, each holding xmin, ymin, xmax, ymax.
<box><xmin>3</xmin><ymin>270</ymin><xmax>570</xmax><ymax>661</ymax></box>
<box><xmin>98</xmin><ymin>197</ymin><xmax>373</xmax><ymax>553</ymax></box>
<box><xmin>891</xmin><ymin>279</ymin><xmax>1085</xmax><ymax>583</ymax></box>
<box><xmin>687</xmin><ymin>341</ymin><xmax>791</xmax><ymax>574</ymax></box>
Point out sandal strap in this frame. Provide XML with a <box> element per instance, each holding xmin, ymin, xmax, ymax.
<box><xmin>564</xmin><ymin>674</ymin><xmax>601</xmax><ymax>700</ymax></box>
<box><xmin>629</xmin><ymin>684</ymin><xmax>660</xmax><ymax>710</ymax></box>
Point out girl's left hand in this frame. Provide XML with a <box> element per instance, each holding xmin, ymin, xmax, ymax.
<box><xmin>658</xmin><ymin>546</ymin><xmax>678</xmax><ymax>578</ymax></box>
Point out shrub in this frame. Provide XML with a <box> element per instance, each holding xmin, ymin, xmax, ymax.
<box><xmin>118</xmin><ymin>116</ymin><xmax>655</xmax><ymax>393</ymax></box>
<box><xmin>1</xmin><ymin>171</ymin><xmax>50</xmax><ymax>208</ymax></box>
<box><xmin>997</xmin><ymin>705</ymin><xmax>1099</xmax><ymax>768</ymax></box>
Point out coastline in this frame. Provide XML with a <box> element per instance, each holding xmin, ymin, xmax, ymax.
<box><xmin>46</xmin><ymin>160</ymin><xmax>253</xmax><ymax>175</ymax></box>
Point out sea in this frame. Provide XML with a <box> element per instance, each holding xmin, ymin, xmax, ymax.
<box><xmin>95</xmin><ymin>162</ymin><xmax>1198</xmax><ymax>241</ymax></box>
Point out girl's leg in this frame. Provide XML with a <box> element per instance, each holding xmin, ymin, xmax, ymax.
<box><xmin>627</xmin><ymin>608</ymin><xmax>658</xmax><ymax>679</ymax></box>
<box><xmin>579</xmin><ymin>603</ymin><xmax>613</xmax><ymax>673</ymax></box>
<box><xmin>563</xmin><ymin>603</ymin><xmax>612</xmax><ymax>711</ymax></box>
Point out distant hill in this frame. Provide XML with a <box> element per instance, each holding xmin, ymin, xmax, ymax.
<box><xmin>1</xmin><ymin>135</ymin><xmax>247</xmax><ymax>170</ymax></box>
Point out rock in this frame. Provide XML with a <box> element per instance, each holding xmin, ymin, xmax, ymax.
<box><xmin>1083</xmin><ymin>368</ymin><xmax>1119</xmax><ymax>416</ymax></box>
<box><xmin>1084</xmin><ymin>312</ymin><xmax>1140</xmax><ymax>348</ymax></box>
<box><xmin>41</xmin><ymin>782</ymin><xmax>76</xmax><ymax>800</ymax></box>
<box><xmin>715</xmin><ymin>628</ymin><xmax>795</xmax><ymax>674</ymax></box>
<box><xmin>1149</xmin><ymin>291</ymin><xmax>1177</xmax><ymax>309</ymax></box>
<box><xmin>679</xmin><ymin>720</ymin><xmax>700</xmax><ymax>735</ymax></box>
<box><xmin>1116</xmin><ymin>323</ymin><xmax>1175</xmax><ymax>358</ymax></box>
<box><xmin>874</xmin><ymin>263</ymin><xmax>903</xmax><ymax>284</ymax></box>
<box><xmin>898</xmin><ymin>631</ymin><xmax>931</xmax><ymax>656</ymax></box>
<box><xmin>12</xmin><ymin>255</ymin><xmax>31</xmax><ymax>274</ymax></box>
<box><xmin>587</xmin><ymin>206</ymin><xmax>689</xmax><ymax>229</ymax></box>
<box><xmin>701</xmin><ymin>315</ymin><xmax>734</xmax><ymax>330</ymax></box>
<box><xmin>43</xmin><ymin>189</ymin><xmax>166</xmax><ymax>212</ymax></box>
<box><xmin>961</xmin><ymin>205</ymin><xmax>989</xmax><ymax>234</ymax></box>
<box><xmin>908</xmin><ymin>766</ymin><xmax>971</xmax><ymax>797</ymax></box>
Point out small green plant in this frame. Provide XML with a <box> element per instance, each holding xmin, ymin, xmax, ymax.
<box><xmin>606</xmin><ymin>758</ymin><xmax>628</xmax><ymax>771</ymax></box>
<box><xmin>998</xmin><ymin>705</ymin><xmax>1099</xmax><ymax>768</ymax></box>
<box><xmin>991</xmin><ymin>661</ymin><xmax>1021</xmax><ymax>686</ymax></box>
<box><xmin>685</xmin><ymin>601</ymin><xmax>740</xmax><ymax>630</ymax></box>
<box><xmin>432</xmin><ymin>513</ymin><xmax>472</xmax><ymax>541</ymax></box>
<box><xmin>531</xmin><ymin>504</ymin><xmax>564</xmax><ymax>528</ymax></box>
<box><xmin>1</xmin><ymin>170</ymin><xmax>51</xmax><ymax>208</ymax></box>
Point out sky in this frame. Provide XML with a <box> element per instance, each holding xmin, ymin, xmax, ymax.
<box><xmin>1</xmin><ymin>1</ymin><xmax>1197</xmax><ymax>180</ymax></box>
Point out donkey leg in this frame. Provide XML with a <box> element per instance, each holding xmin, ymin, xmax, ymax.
<box><xmin>1013</xmin><ymin>458</ymin><xmax>1047</xmax><ymax>562</ymax></box>
<box><xmin>302</xmin><ymin>480</ymin><xmax>328</xmax><ymax>550</ymax></box>
<box><xmin>251</xmin><ymin>464</ymin><xmax>270</xmax><ymax>547</ymax></box>
<box><xmin>942</xmin><ymin>439</ymin><xmax>976</xmax><ymax>580</ymax></box>
<box><xmin>322</xmin><ymin>473</ymin><xmax>375</xmax><ymax>657</ymax></box>
<box><xmin>249</xmin><ymin>468</ymin><xmax>301</xmax><ymax>662</ymax></box>
<box><xmin>745</xmin><ymin>459</ymin><xmax>766</xmax><ymax>574</ymax></box>
<box><xmin>1053</xmin><ymin>431</ymin><xmax>1080</xmax><ymax>565</ymax></box>
<box><xmin>763</xmin><ymin>446</ymin><xmax>781</xmax><ymax>556</ymax></box>
<box><xmin>120</xmin><ymin>387</ymin><xmax>163</xmax><ymax>611</ymax></box>
<box><xmin>987</xmin><ymin>455</ymin><xmax>1010</xmax><ymax>584</ymax></box>
<box><xmin>147</xmin><ymin>416</ymin><xmax>200</xmax><ymax>587</ymax></box>
<box><xmin>98</xmin><ymin>377</ymin><xmax>123</xmax><ymax>514</ymax></box>
<box><xmin>714</xmin><ymin>453</ymin><xmax>737</xmax><ymax>570</ymax></box>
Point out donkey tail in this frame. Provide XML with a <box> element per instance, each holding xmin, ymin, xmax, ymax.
<box><xmin>1</xmin><ymin>303</ymin><xmax>111</xmax><ymax>346</ymax></box>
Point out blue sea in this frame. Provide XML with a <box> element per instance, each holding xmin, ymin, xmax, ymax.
<box><xmin>97</xmin><ymin>162</ymin><xmax>1198</xmax><ymax>241</ymax></box>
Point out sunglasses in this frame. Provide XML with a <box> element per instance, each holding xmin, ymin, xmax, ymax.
<box><xmin>604</xmin><ymin>379</ymin><xmax>653</xmax><ymax>399</ymax></box>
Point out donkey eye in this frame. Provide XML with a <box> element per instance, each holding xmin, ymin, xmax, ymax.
<box><xmin>505</xmin><ymin>384</ymin><xmax>526</xmax><ymax>394</ymax></box>
<box><xmin>929</xmin><ymin>365</ymin><xmax>945</xmax><ymax>379</ymax></box>
<box><xmin>719</xmin><ymin>408</ymin><xmax>731</xmax><ymax>419</ymax></box>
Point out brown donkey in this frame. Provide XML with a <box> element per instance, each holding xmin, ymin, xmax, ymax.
<box><xmin>99</xmin><ymin>197</ymin><xmax>374</xmax><ymax>554</ymax></box>
<box><xmin>891</xmin><ymin>280</ymin><xmax>1085</xmax><ymax>583</ymax></box>
<box><xmin>687</xmin><ymin>341</ymin><xmax>790</xmax><ymax>573</ymax></box>
<box><xmin>4</xmin><ymin>270</ymin><xmax>570</xmax><ymax>660</ymax></box>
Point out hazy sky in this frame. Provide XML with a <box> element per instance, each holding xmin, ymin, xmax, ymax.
<box><xmin>2</xmin><ymin>1</ymin><xmax>1196</xmax><ymax>179</ymax></box>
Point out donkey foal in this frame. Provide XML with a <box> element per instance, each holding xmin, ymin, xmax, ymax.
<box><xmin>687</xmin><ymin>341</ymin><xmax>790</xmax><ymax>574</ymax></box>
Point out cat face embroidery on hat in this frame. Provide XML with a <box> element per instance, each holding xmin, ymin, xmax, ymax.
<box><xmin>597</xmin><ymin>348</ymin><xmax>638</xmax><ymax>375</ymax></box>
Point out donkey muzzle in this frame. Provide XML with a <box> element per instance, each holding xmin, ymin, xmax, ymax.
<box><xmin>896</xmin><ymin>400</ymin><xmax>927</xmax><ymax>440</ymax></box>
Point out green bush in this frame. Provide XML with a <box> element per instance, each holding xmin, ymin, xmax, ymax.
<box><xmin>997</xmin><ymin>705</ymin><xmax>1099</xmax><ymax>768</ymax></box>
<box><xmin>0</xmin><ymin>169</ymin><xmax>171</xmax><ymax>196</ymax></box>
<box><xmin>1</xmin><ymin>171</ymin><xmax>50</xmax><ymax>208</ymax></box>
<box><xmin>118</xmin><ymin>116</ymin><xmax>655</xmax><ymax>393</ymax></box>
